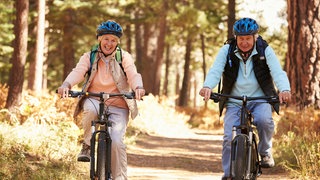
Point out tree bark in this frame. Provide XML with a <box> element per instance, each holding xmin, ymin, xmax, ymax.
<box><xmin>153</xmin><ymin>0</ymin><xmax>168</xmax><ymax>95</ymax></box>
<box><xmin>163</xmin><ymin>44</ymin><xmax>170</xmax><ymax>96</ymax></box>
<box><xmin>5</xmin><ymin>0</ymin><xmax>29</xmax><ymax>110</ymax></box>
<box><xmin>200</xmin><ymin>33</ymin><xmax>208</xmax><ymax>108</ymax></box>
<box><xmin>179</xmin><ymin>35</ymin><xmax>192</xmax><ymax>107</ymax></box>
<box><xmin>62</xmin><ymin>8</ymin><xmax>75</xmax><ymax>79</ymax></box>
<box><xmin>287</xmin><ymin>0</ymin><xmax>320</xmax><ymax>108</ymax></box>
<box><xmin>124</xmin><ymin>24</ymin><xmax>132</xmax><ymax>53</ymax></box>
<box><xmin>139</xmin><ymin>22</ymin><xmax>154</xmax><ymax>94</ymax></box>
<box><xmin>227</xmin><ymin>0</ymin><xmax>236</xmax><ymax>39</ymax></box>
<box><xmin>134</xmin><ymin>13</ymin><xmax>143</xmax><ymax>73</ymax></box>
<box><xmin>29</xmin><ymin>0</ymin><xmax>45</xmax><ymax>91</ymax></box>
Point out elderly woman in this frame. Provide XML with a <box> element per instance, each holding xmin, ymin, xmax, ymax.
<box><xmin>58</xmin><ymin>20</ymin><xmax>145</xmax><ymax>180</ymax></box>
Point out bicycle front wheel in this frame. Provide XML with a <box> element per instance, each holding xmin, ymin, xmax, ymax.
<box><xmin>97</xmin><ymin>133</ymin><xmax>106</xmax><ymax>180</ymax></box>
<box><xmin>231</xmin><ymin>134</ymin><xmax>248</xmax><ymax>180</ymax></box>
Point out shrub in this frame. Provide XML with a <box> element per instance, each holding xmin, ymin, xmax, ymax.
<box><xmin>275</xmin><ymin>107</ymin><xmax>320</xmax><ymax>179</ymax></box>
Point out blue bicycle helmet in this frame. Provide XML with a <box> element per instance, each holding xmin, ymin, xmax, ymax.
<box><xmin>96</xmin><ymin>20</ymin><xmax>123</xmax><ymax>38</ymax></box>
<box><xmin>233</xmin><ymin>18</ymin><xmax>259</xmax><ymax>36</ymax></box>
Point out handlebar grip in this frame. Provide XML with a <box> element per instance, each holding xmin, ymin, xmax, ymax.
<box><xmin>268</xmin><ymin>97</ymin><xmax>280</xmax><ymax>104</ymax></box>
<box><xmin>55</xmin><ymin>89</ymin><xmax>83</xmax><ymax>98</ymax></box>
<box><xmin>68</xmin><ymin>90</ymin><xmax>83</xmax><ymax>97</ymax></box>
<box><xmin>210</xmin><ymin>93</ymin><xmax>220</xmax><ymax>103</ymax></box>
<box><xmin>124</xmin><ymin>92</ymin><xmax>135</xmax><ymax>99</ymax></box>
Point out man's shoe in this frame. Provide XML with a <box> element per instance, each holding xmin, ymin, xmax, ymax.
<box><xmin>261</xmin><ymin>154</ymin><xmax>275</xmax><ymax>168</ymax></box>
<box><xmin>77</xmin><ymin>143</ymin><xmax>90</xmax><ymax>162</ymax></box>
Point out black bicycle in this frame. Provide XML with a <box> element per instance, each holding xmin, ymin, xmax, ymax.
<box><xmin>61</xmin><ymin>90</ymin><xmax>135</xmax><ymax>180</ymax></box>
<box><xmin>210</xmin><ymin>93</ymin><xmax>279</xmax><ymax>180</ymax></box>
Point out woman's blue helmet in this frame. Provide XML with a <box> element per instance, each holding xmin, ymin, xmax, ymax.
<box><xmin>96</xmin><ymin>20</ymin><xmax>123</xmax><ymax>38</ymax></box>
<box><xmin>233</xmin><ymin>18</ymin><xmax>259</xmax><ymax>36</ymax></box>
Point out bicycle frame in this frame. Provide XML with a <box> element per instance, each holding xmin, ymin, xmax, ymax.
<box><xmin>60</xmin><ymin>90</ymin><xmax>135</xmax><ymax>180</ymax></box>
<box><xmin>90</xmin><ymin>94</ymin><xmax>113</xmax><ymax>180</ymax></box>
<box><xmin>210</xmin><ymin>93</ymin><xmax>279</xmax><ymax>180</ymax></box>
<box><xmin>231</xmin><ymin>96</ymin><xmax>260</xmax><ymax>179</ymax></box>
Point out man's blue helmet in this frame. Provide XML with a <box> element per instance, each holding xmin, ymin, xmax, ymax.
<box><xmin>96</xmin><ymin>20</ymin><xmax>123</xmax><ymax>38</ymax></box>
<box><xmin>233</xmin><ymin>18</ymin><xmax>259</xmax><ymax>36</ymax></box>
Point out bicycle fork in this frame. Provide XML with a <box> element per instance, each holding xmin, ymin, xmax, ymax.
<box><xmin>90</xmin><ymin>121</ymin><xmax>97</xmax><ymax>180</ymax></box>
<box><xmin>245</xmin><ymin>128</ymin><xmax>253</xmax><ymax>179</ymax></box>
<box><xmin>90</xmin><ymin>120</ymin><xmax>113</xmax><ymax>180</ymax></box>
<box><xmin>231</xmin><ymin>126</ymin><xmax>255</xmax><ymax>180</ymax></box>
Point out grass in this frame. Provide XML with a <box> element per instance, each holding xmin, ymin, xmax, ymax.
<box><xmin>273</xmin><ymin>107</ymin><xmax>320</xmax><ymax>179</ymax></box>
<box><xmin>0</xmin><ymin>84</ymin><xmax>319</xmax><ymax>179</ymax></box>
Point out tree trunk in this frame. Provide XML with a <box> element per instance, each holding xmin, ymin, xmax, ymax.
<box><xmin>5</xmin><ymin>0</ymin><xmax>29</xmax><ymax>110</ymax></box>
<box><xmin>139</xmin><ymin>22</ymin><xmax>154</xmax><ymax>94</ymax></box>
<box><xmin>153</xmin><ymin>1</ymin><xmax>168</xmax><ymax>95</ymax></box>
<box><xmin>42</xmin><ymin>32</ymin><xmax>49</xmax><ymax>90</ymax></box>
<box><xmin>200</xmin><ymin>33</ymin><xmax>208</xmax><ymax>108</ymax></box>
<box><xmin>62</xmin><ymin>8</ymin><xmax>75</xmax><ymax>79</ymax></box>
<box><xmin>227</xmin><ymin>0</ymin><xmax>236</xmax><ymax>39</ymax></box>
<box><xmin>163</xmin><ymin>44</ymin><xmax>170</xmax><ymax>96</ymax></box>
<box><xmin>200</xmin><ymin>34</ymin><xmax>206</xmax><ymax>81</ymax></box>
<box><xmin>27</xmin><ymin>0</ymin><xmax>36</xmax><ymax>90</ymax></box>
<box><xmin>179</xmin><ymin>36</ymin><xmax>192</xmax><ymax>107</ymax></box>
<box><xmin>287</xmin><ymin>0</ymin><xmax>320</xmax><ymax>108</ymax></box>
<box><xmin>175</xmin><ymin>69</ymin><xmax>180</xmax><ymax>105</ymax></box>
<box><xmin>29</xmin><ymin>0</ymin><xmax>45</xmax><ymax>91</ymax></box>
<box><xmin>134</xmin><ymin>13</ymin><xmax>143</xmax><ymax>73</ymax></box>
<box><xmin>124</xmin><ymin>24</ymin><xmax>132</xmax><ymax>53</ymax></box>
<box><xmin>193</xmin><ymin>72</ymin><xmax>197</xmax><ymax>108</ymax></box>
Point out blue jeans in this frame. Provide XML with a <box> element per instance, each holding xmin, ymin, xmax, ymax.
<box><xmin>222</xmin><ymin>102</ymin><xmax>274</xmax><ymax>177</ymax></box>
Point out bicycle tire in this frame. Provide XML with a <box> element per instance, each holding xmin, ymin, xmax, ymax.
<box><xmin>231</xmin><ymin>135</ymin><xmax>248</xmax><ymax>180</ymax></box>
<box><xmin>97</xmin><ymin>133</ymin><xmax>107</xmax><ymax>180</ymax></box>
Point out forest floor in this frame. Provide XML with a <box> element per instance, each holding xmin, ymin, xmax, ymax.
<box><xmin>127</xmin><ymin>128</ymin><xmax>295</xmax><ymax>180</ymax></box>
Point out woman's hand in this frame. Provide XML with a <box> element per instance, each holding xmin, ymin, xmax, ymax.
<box><xmin>135</xmin><ymin>86</ymin><xmax>145</xmax><ymax>100</ymax></box>
<box><xmin>57</xmin><ymin>82</ymin><xmax>71</xmax><ymax>99</ymax></box>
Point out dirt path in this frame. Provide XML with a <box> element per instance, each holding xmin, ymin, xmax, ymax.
<box><xmin>127</xmin><ymin>129</ymin><xmax>294</xmax><ymax>180</ymax></box>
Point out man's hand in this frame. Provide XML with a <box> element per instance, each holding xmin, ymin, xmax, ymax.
<box><xmin>199</xmin><ymin>87</ymin><xmax>212</xmax><ymax>101</ymax></box>
<box><xmin>279</xmin><ymin>90</ymin><xmax>291</xmax><ymax>104</ymax></box>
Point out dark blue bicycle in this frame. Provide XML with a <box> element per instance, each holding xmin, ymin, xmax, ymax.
<box><xmin>210</xmin><ymin>93</ymin><xmax>279</xmax><ymax>180</ymax></box>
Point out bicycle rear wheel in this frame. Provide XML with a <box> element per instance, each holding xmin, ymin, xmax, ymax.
<box><xmin>231</xmin><ymin>134</ymin><xmax>248</xmax><ymax>180</ymax></box>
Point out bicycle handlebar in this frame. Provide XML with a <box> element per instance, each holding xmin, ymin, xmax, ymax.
<box><xmin>56</xmin><ymin>90</ymin><xmax>136</xmax><ymax>99</ymax></box>
<box><xmin>210</xmin><ymin>92</ymin><xmax>280</xmax><ymax>104</ymax></box>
